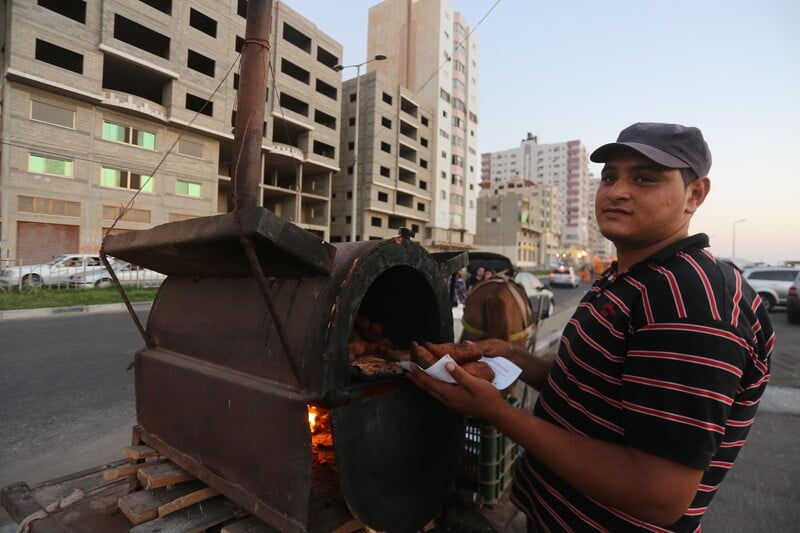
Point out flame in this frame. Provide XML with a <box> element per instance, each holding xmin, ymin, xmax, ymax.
<box><xmin>308</xmin><ymin>406</ymin><xmax>318</xmax><ymax>431</ymax></box>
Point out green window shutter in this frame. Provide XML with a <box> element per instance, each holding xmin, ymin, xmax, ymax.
<box><xmin>101</xmin><ymin>167</ymin><xmax>121</xmax><ymax>187</ymax></box>
<box><xmin>28</xmin><ymin>155</ymin><xmax>45</xmax><ymax>172</ymax></box>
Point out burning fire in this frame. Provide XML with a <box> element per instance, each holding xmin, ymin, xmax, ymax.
<box><xmin>308</xmin><ymin>405</ymin><xmax>319</xmax><ymax>431</ymax></box>
<box><xmin>308</xmin><ymin>405</ymin><xmax>330</xmax><ymax>434</ymax></box>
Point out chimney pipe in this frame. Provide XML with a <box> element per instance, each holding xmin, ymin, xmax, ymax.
<box><xmin>228</xmin><ymin>0</ymin><xmax>273</xmax><ymax>212</ymax></box>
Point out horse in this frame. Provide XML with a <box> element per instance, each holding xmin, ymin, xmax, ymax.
<box><xmin>459</xmin><ymin>276</ymin><xmax>536</xmax><ymax>349</ymax></box>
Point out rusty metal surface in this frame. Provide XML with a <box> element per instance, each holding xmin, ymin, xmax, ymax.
<box><xmin>103</xmin><ymin>207</ymin><xmax>335</xmax><ymax>278</ymax></box>
<box><xmin>135</xmin><ymin>349</ymin><xmax>312</xmax><ymax>532</ymax></box>
<box><xmin>124</xmin><ymin>233</ymin><xmax>460</xmax><ymax>531</ymax></box>
<box><xmin>229</xmin><ymin>0</ymin><xmax>273</xmax><ymax>211</ymax></box>
<box><xmin>333</xmin><ymin>383</ymin><xmax>464</xmax><ymax>533</ymax></box>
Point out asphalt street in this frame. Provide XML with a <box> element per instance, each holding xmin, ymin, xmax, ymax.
<box><xmin>1</xmin><ymin>294</ymin><xmax>798</xmax><ymax>531</ymax></box>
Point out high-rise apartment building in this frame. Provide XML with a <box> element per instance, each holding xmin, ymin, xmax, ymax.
<box><xmin>332</xmin><ymin>71</ymin><xmax>435</xmax><ymax>241</ymax></box>
<box><xmin>365</xmin><ymin>0</ymin><xmax>479</xmax><ymax>251</ymax></box>
<box><xmin>481</xmin><ymin>133</ymin><xmax>592</xmax><ymax>252</ymax></box>
<box><xmin>0</xmin><ymin>1</ymin><xmax>343</xmax><ymax>264</ymax></box>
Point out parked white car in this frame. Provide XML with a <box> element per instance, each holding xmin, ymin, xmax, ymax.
<box><xmin>0</xmin><ymin>254</ymin><xmax>102</xmax><ymax>288</ymax></box>
<box><xmin>69</xmin><ymin>259</ymin><xmax>166</xmax><ymax>289</ymax></box>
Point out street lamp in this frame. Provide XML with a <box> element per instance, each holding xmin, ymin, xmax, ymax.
<box><xmin>334</xmin><ymin>54</ymin><xmax>387</xmax><ymax>242</ymax></box>
<box><xmin>732</xmin><ymin>218</ymin><xmax>746</xmax><ymax>259</ymax></box>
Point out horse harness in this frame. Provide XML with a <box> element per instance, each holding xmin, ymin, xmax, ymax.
<box><xmin>461</xmin><ymin>276</ymin><xmax>535</xmax><ymax>342</ymax></box>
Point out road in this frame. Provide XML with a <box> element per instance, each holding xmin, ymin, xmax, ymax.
<box><xmin>1</xmin><ymin>289</ymin><xmax>798</xmax><ymax>530</ymax></box>
<box><xmin>0</xmin><ymin>308</ymin><xmax>144</xmax><ymax>528</ymax></box>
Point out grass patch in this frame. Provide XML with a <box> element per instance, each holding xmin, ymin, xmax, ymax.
<box><xmin>0</xmin><ymin>286</ymin><xmax>158</xmax><ymax>311</ymax></box>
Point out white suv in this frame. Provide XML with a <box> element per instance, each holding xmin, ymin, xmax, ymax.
<box><xmin>0</xmin><ymin>254</ymin><xmax>102</xmax><ymax>288</ymax></box>
<box><xmin>741</xmin><ymin>266</ymin><xmax>800</xmax><ymax>311</ymax></box>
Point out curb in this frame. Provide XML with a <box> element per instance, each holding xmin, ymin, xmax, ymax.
<box><xmin>0</xmin><ymin>301</ymin><xmax>152</xmax><ymax>321</ymax></box>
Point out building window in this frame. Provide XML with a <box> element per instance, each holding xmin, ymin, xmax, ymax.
<box><xmin>103</xmin><ymin>205</ymin><xmax>150</xmax><ymax>223</ymax></box>
<box><xmin>417</xmin><ymin>202</ymin><xmax>425</xmax><ymax>211</ymax></box>
<box><xmin>101</xmin><ymin>167</ymin><xmax>154</xmax><ymax>192</ymax></box>
<box><xmin>138</xmin><ymin>0</ymin><xmax>172</xmax><ymax>15</ymax></box>
<box><xmin>378</xmin><ymin>191</ymin><xmax>388</xmax><ymax>202</ymax></box>
<box><xmin>114</xmin><ymin>14</ymin><xmax>170</xmax><ymax>59</ymax></box>
<box><xmin>382</xmin><ymin>117</ymin><xmax>392</xmax><ymax>128</ymax></box>
<box><xmin>177</xmin><ymin>139</ymin><xmax>204</xmax><ymax>158</ymax></box>
<box><xmin>186</xmin><ymin>93</ymin><xmax>214</xmax><ymax>116</ymax></box>
<box><xmin>380</xmin><ymin>166</ymin><xmax>390</xmax><ymax>177</ymax></box>
<box><xmin>189</xmin><ymin>8</ymin><xmax>217</xmax><ymax>37</ymax></box>
<box><xmin>371</xmin><ymin>217</ymin><xmax>382</xmax><ymax>227</ymax></box>
<box><xmin>102</xmin><ymin>121</ymin><xmax>156</xmax><ymax>149</ymax></box>
<box><xmin>187</xmin><ymin>49</ymin><xmax>215</xmax><ymax>77</ymax></box>
<box><xmin>176</xmin><ymin>179</ymin><xmax>202</xmax><ymax>197</ymax></box>
<box><xmin>419</xmin><ymin>180</ymin><xmax>427</xmax><ymax>190</ymax></box>
<box><xmin>314</xmin><ymin>110</ymin><xmax>336</xmax><ymax>129</ymax></box>
<box><xmin>382</xmin><ymin>92</ymin><xmax>393</xmax><ymax>105</ymax></box>
<box><xmin>30</xmin><ymin>100</ymin><xmax>74</xmax><ymax>128</ymax></box>
<box><xmin>35</xmin><ymin>39</ymin><xmax>83</xmax><ymax>73</ymax></box>
<box><xmin>282</xmin><ymin>22</ymin><xmax>312</xmax><ymax>53</ymax></box>
<box><xmin>18</xmin><ymin>195</ymin><xmax>80</xmax><ymax>216</ymax></box>
<box><xmin>38</xmin><ymin>0</ymin><xmax>87</xmax><ymax>23</ymax></box>
<box><xmin>28</xmin><ymin>154</ymin><xmax>73</xmax><ymax>177</ymax></box>
<box><xmin>349</xmin><ymin>117</ymin><xmax>356</xmax><ymax>126</ymax></box>
<box><xmin>381</xmin><ymin>142</ymin><xmax>391</xmax><ymax>154</ymax></box>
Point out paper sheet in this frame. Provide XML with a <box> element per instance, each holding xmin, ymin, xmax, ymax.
<box><xmin>399</xmin><ymin>354</ymin><xmax>521</xmax><ymax>390</ymax></box>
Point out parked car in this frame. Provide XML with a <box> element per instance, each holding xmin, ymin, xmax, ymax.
<box><xmin>549</xmin><ymin>265</ymin><xmax>580</xmax><ymax>288</ymax></box>
<box><xmin>514</xmin><ymin>271</ymin><xmax>556</xmax><ymax>318</ymax></box>
<box><xmin>0</xmin><ymin>253</ymin><xmax>102</xmax><ymax>288</ymax></box>
<box><xmin>787</xmin><ymin>271</ymin><xmax>800</xmax><ymax>325</ymax></box>
<box><xmin>69</xmin><ymin>259</ymin><xmax>166</xmax><ymax>289</ymax></box>
<box><xmin>741</xmin><ymin>266</ymin><xmax>800</xmax><ymax>311</ymax></box>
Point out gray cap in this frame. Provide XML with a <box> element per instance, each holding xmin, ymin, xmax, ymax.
<box><xmin>590</xmin><ymin>122</ymin><xmax>712</xmax><ymax>177</ymax></box>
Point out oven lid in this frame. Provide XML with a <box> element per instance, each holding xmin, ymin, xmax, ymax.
<box><xmin>332</xmin><ymin>383</ymin><xmax>464</xmax><ymax>532</ymax></box>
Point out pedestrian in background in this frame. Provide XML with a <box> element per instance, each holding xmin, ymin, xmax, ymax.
<box><xmin>448</xmin><ymin>267</ymin><xmax>468</xmax><ymax>306</ymax></box>
<box><xmin>410</xmin><ymin>122</ymin><xmax>773</xmax><ymax>531</ymax></box>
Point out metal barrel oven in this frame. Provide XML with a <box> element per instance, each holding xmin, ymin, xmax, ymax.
<box><xmin>103</xmin><ymin>207</ymin><xmax>467</xmax><ymax>532</ymax></box>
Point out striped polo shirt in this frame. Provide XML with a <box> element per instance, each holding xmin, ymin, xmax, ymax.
<box><xmin>511</xmin><ymin>234</ymin><xmax>774</xmax><ymax>532</ymax></box>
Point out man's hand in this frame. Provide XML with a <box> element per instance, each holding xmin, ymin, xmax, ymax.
<box><xmin>406</xmin><ymin>360</ymin><xmax>507</xmax><ymax>421</ymax></box>
<box><xmin>466</xmin><ymin>338</ymin><xmax>553</xmax><ymax>390</ymax></box>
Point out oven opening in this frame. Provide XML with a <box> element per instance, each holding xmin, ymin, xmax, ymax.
<box><xmin>347</xmin><ymin>265</ymin><xmax>446</xmax><ymax>383</ymax></box>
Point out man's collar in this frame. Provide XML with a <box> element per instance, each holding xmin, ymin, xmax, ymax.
<box><xmin>609</xmin><ymin>233</ymin><xmax>710</xmax><ymax>276</ymax></box>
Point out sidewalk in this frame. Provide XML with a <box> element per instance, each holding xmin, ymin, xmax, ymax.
<box><xmin>0</xmin><ymin>301</ymin><xmax>152</xmax><ymax>321</ymax></box>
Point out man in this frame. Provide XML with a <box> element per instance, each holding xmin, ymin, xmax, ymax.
<box><xmin>409</xmin><ymin>122</ymin><xmax>773</xmax><ymax>531</ymax></box>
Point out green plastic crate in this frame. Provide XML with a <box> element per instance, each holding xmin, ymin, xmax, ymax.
<box><xmin>457</xmin><ymin>396</ymin><xmax>521</xmax><ymax>504</ymax></box>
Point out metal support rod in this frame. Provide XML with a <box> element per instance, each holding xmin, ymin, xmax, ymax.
<box><xmin>229</xmin><ymin>0</ymin><xmax>273</xmax><ymax>212</ymax></box>
<box><xmin>732</xmin><ymin>218</ymin><xmax>746</xmax><ymax>259</ymax></box>
<box><xmin>352</xmin><ymin>63</ymin><xmax>362</xmax><ymax>242</ymax></box>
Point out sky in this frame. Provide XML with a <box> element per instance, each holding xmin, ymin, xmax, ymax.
<box><xmin>283</xmin><ymin>0</ymin><xmax>799</xmax><ymax>265</ymax></box>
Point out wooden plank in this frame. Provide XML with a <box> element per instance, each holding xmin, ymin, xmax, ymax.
<box><xmin>137</xmin><ymin>462</ymin><xmax>194</xmax><ymax>490</ymax></box>
<box><xmin>103</xmin><ymin>458</ymin><xmax>166</xmax><ymax>480</ymax></box>
<box><xmin>221</xmin><ymin>515</ymin><xmax>277</xmax><ymax>532</ymax></box>
<box><xmin>123</xmin><ymin>444</ymin><xmax>160</xmax><ymax>460</ymax></box>
<box><xmin>129</xmin><ymin>495</ymin><xmax>238</xmax><ymax>533</ymax></box>
<box><xmin>1</xmin><ymin>462</ymin><xmax>133</xmax><ymax>532</ymax></box>
<box><xmin>157</xmin><ymin>486</ymin><xmax>220</xmax><ymax>518</ymax></box>
<box><xmin>118</xmin><ymin>481</ymin><xmax>206</xmax><ymax>525</ymax></box>
<box><xmin>331</xmin><ymin>518</ymin><xmax>367</xmax><ymax>533</ymax></box>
